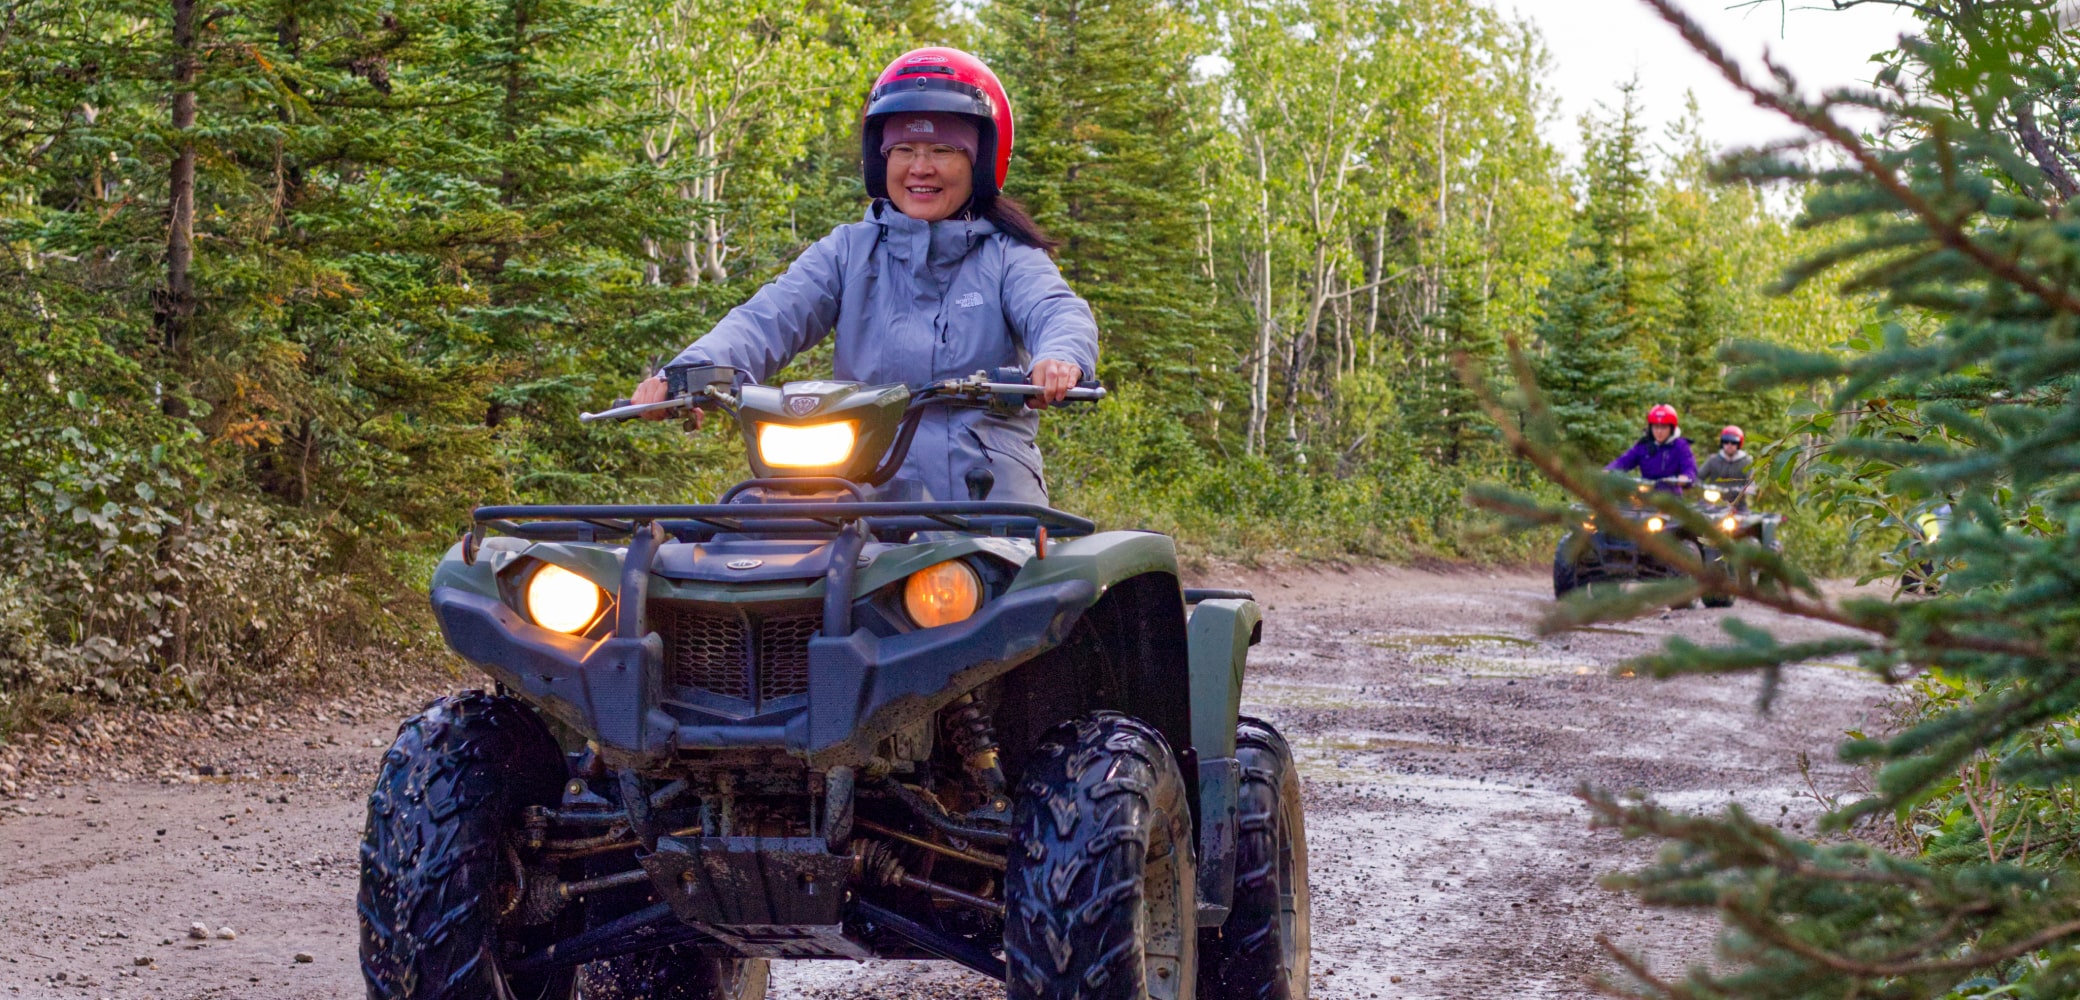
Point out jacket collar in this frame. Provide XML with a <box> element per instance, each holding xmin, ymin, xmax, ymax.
<box><xmin>866</xmin><ymin>200</ymin><xmax>998</xmax><ymax>267</ymax></box>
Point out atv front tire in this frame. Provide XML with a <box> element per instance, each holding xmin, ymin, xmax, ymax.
<box><xmin>578</xmin><ymin>945</ymin><xmax>768</xmax><ymax>1000</ymax></box>
<box><xmin>1199</xmin><ymin>718</ymin><xmax>1310</xmax><ymax>1000</ymax></box>
<box><xmin>1699</xmin><ymin>545</ymin><xmax>1735</xmax><ymax>608</ymax></box>
<box><xmin>360</xmin><ymin>692</ymin><xmax>574</xmax><ymax>1000</ymax></box>
<box><xmin>1006</xmin><ymin>712</ymin><xmax>1198</xmax><ymax>1000</ymax></box>
<box><xmin>1552</xmin><ymin>540</ymin><xmax>1581</xmax><ymax>599</ymax></box>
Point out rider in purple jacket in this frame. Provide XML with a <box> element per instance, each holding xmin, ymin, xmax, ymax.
<box><xmin>1607</xmin><ymin>403</ymin><xmax>1699</xmax><ymax>492</ymax></box>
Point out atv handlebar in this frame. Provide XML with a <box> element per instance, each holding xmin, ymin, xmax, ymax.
<box><xmin>919</xmin><ymin>376</ymin><xmax>1107</xmax><ymax>406</ymax></box>
<box><xmin>579</xmin><ymin>368</ymin><xmax>1105</xmax><ymax>424</ymax></box>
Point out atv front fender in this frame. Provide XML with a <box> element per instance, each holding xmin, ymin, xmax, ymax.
<box><xmin>430</xmin><ymin>588</ymin><xmax>678</xmax><ymax>765</ymax></box>
<box><xmin>1186</xmin><ymin>599</ymin><xmax>1261</xmax><ymax>760</ymax></box>
<box><xmin>803</xmin><ymin>578</ymin><xmax>1098</xmax><ymax>768</ymax></box>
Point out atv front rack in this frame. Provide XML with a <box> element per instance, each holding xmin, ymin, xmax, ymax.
<box><xmin>470</xmin><ymin>498</ymin><xmax>1096</xmax><ymax>545</ymax></box>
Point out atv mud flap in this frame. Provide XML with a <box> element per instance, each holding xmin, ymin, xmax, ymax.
<box><xmin>1195</xmin><ymin>756</ymin><xmax>1240</xmax><ymax>926</ymax></box>
<box><xmin>638</xmin><ymin>836</ymin><xmax>871</xmax><ymax>959</ymax></box>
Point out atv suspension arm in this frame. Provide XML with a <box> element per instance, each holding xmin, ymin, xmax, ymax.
<box><xmin>878</xmin><ymin>781</ymin><xmax>1012</xmax><ymax>848</ymax></box>
<box><xmin>851</xmin><ymin>899</ymin><xmax>1007</xmax><ymax>982</ymax></box>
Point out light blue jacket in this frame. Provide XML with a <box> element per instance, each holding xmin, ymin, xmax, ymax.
<box><xmin>668</xmin><ymin>201</ymin><xmax>1099</xmax><ymax>506</ymax></box>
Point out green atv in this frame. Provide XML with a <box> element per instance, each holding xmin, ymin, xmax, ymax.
<box><xmin>358</xmin><ymin>364</ymin><xmax>1312</xmax><ymax>1000</ymax></box>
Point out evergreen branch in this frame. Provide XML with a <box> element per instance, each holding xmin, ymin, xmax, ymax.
<box><xmin>1724</xmin><ymin>903</ymin><xmax>2080</xmax><ymax>977</ymax></box>
<box><xmin>1639</xmin><ymin>0</ymin><xmax>2080</xmax><ymax>318</ymax></box>
<box><xmin>1591</xmin><ymin>934</ymin><xmax>1686</xmax><ymax>999</ymax></box>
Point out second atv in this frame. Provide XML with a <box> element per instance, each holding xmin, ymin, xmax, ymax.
<box><xmin>358</xmin><ymin>364</ymin><xmax>1312</xmax><ymax>1000</ymax></box>
<box><xmin>1552</xmin><ymin>476</ymin><xmax>1780</xmax><ymax>608</ymax></box>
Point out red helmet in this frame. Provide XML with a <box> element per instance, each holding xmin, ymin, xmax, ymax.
<box><xmin>1647</xmin><ymin>404</ymin><xmax>1680</xmax><ymax>427</ymax></box>
<box><xmin>1720</xmin><ymin>425</ymin><xmax>1744</xmax><ymax>445</ymax></box>
<box><xmin>862</xmin><ymin>47</ymin><xmax>1014</xmax><ymax>203</ymax></box>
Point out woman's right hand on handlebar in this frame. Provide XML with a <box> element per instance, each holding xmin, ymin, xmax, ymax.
<box><xmin>631</xmin><ymin>375</ymin><xmax>701</xmax><ymax>426</ymax></box>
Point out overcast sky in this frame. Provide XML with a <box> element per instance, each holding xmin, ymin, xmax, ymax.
<box><xmin>1515</xmin><ymin>0</ymin><xmax>1922</xmax><ymax>155</ymax></box>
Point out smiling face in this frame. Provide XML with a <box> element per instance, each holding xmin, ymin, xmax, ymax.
<box><xmin>886</xmin><ymin>143</ymin><xmax>974</xmax><ymax>223</ymax></box>
<box><xmin>1651</xmin><ymin>424</ymin><xmax>1673</xmax><ymax>444</ymax></box>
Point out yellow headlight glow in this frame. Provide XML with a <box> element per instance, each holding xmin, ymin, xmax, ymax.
<box><xmin>758</xmin><ymin>421</ymin><xmax>858</xmax><ymax>469</ymax></box>
<box><xmin>526</xmin><ymin>564</ymin><xmax>604</xmax><ymax>634</ymax></box>
<box><xmin>1703</xmin><ymin>488</ymin><xmax>1723</xmax><ymax>504</ymax></box>
<box><xmin>1720</xmin><ymin>515</ymin><xmax>1740</xmax><ymax>533</ymax></box>
<box><xmin>903</xmin><ymin>560</ymin><xmax>982</xmax><ymax>629</ymax></box>
<box><xmin>1645</xmin><ymin>516</ymin><xmax>1666</xmax><ymax>533</ymax></box>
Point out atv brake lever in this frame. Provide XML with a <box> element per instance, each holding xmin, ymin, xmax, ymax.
<box><xmin>580</xmin><ymin>396</ymin><xmax>698</xmax><ymax>423</ymax></box>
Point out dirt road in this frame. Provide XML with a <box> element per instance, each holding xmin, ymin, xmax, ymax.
<box><xmin>0</xmin><ymin>567</ymin><xmax>1889</xmax><ymax>999</ymax></box>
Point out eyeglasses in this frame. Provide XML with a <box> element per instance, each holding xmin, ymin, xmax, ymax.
<box><xmin>886</xmin><ymin>144</ymin><xmax>967</xmax><ymax>168</ymax></box>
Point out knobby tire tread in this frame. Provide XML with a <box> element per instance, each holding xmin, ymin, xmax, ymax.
<box><xmin>359</xmin><ymin>691</ymin><xmax>570</xmax><ymax>1000</ymax></box>
<box><xmin>1199</xmin><ymin>718</ymin><xmax>1307</xmax><ymax>1000</ymax></box>
<box><xmin>1005</xmin><ymin>712</ymin><xmax>1194</xmax><ymax>1000</ymax></box>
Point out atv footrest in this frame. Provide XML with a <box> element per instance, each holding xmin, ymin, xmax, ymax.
<box><xmin>640</xmin><ymin>835</ymin><xmax>858</xmax><ymax>946</ymax></box>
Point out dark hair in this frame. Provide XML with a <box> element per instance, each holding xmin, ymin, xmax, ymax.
<box><xmin>979</xmin><ymin>194</ymin><xmax>1061</xmax><ymax>255</ymax></box>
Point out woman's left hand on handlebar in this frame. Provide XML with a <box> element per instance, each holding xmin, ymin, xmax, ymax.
<box><xmin>1029</xmin><ymin>358</ymin><xmax>1080</xmax><ymax>407</ymax></box>
<box><xmin>631</xmin><ymin>374</ymin><xmax>702</xmax><ymax>426</ymax></box>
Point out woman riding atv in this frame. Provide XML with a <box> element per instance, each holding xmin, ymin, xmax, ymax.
<box><xmin>1606</xmin><ymin>403</ymin><xmax>1700</xmax><ymax>491</ymax></box>
<box><xmin>1699</xmin><ymin>425</ymin><xmax>1753</xmax><ymax>485</ymax></box>
<box><xmin>628</xmin><ymin>46</ymin><xmax>1097</xmax><ymax>507</ymax></box>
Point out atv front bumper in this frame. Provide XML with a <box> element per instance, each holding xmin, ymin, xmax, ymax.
<box><xmin>429</xmin><ymin>580</ymin><xmax>1097</xmax><ymax>767</ymax></box>
<box><xmin>1567</xmin><ymin>530</ymin><xmax>1688</xmax><ymax>584</ymax></box>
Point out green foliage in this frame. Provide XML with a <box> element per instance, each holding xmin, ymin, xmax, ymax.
<box><xmin>0</xmin><ymin>0</ymin><xmax>1886</xmax><ymax>741</ymax></box>
<box><xmin>1044</xmin><ymin>384</ymin><xmax>1548</xmax><ymax>564</ymax></box>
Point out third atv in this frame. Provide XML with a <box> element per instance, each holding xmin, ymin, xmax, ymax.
<box><xmin>358</xmin><ymin>363</ymin><xmax>1312</xmax><ymax>1000</ymax></box>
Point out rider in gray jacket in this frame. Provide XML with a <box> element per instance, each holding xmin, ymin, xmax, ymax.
<box><xmin>631</xmin><ymin>47</ymin><xmax>1096</xmax><ymax>507</ymax></box>
<box><xmin>1700</xmin><ymin>425</ymin><xmax>1754</xmax><ymax>485</ymax></box>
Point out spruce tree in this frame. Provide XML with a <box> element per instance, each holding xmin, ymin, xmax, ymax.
<box><xmin>980</xmin><ymin>0</ymin><xmax>1221</xmax><ymax>405</ymax></box>
<box><xmin>1534</xmin><ymin>81</ymin><xmax>1663</xmax><ymax>459</ymax></box>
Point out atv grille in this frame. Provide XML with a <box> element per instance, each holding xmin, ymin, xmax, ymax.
<box><xmin>756</xmin><ymin>613</ymin><xmax>818</xmax><ymax>700</ymax></box>
<box><xmin>651</xmin><ymin>601</ymin><xmax>819</xmax><ymax>706</ymax></box>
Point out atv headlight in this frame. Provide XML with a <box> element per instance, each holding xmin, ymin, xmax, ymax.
<box><xmin>1703</xmin><ymin>488</ymin><xmax>1723</xmax><ymax>504</ymax></box>
<box><xmin>903</xmin><ymin>560</ymin><xmax>982</xmax><ymax>629</ymax></box>
<box><xmin>1720</xmin><ymin>515</ymin><xmax>1740</xmax><ymax>534</ymax></box>
<box><xmin>526</xmin><ymin>563</ymin><xmax>605</xmax><ymax>634</ymax></box>
<box><xmin>1645</xmin><ymin>516</ymin><xmax>1666</xmax><ymax>533</ymax></box>
<box><xmin>757</xmin><ymin>421</ymin><xmax>858</xmax><ymax>469</ymax></box>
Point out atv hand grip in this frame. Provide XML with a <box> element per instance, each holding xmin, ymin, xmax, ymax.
<box><xmin>1025</xmin><ymin>384</ymin><xmax>1106</xmax><ymax>408</ymax></box>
